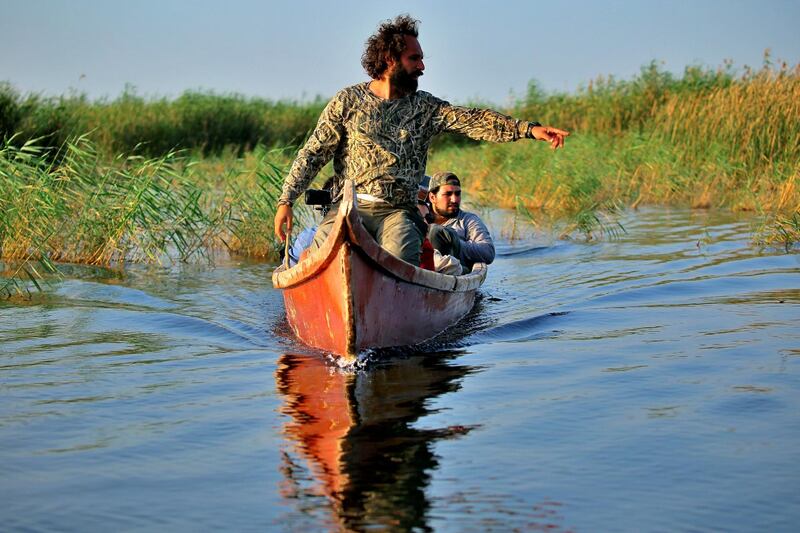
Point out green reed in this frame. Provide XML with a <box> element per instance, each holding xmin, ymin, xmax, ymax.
<box><xmin>0</xmin><ymin>136</ymin><xmax>292</xmax><ymax>298</ymax></box>
<box><xmin>754</xmin><ymin>211</ymin><xmax>800</xmax><ymax>250</ymax></box>
<box><xmin>434</xmin><ymin>56</ymin><xmax>799</xmax><ymax>242</ymax></box>
<box><xmin>0</xmin><ymin>83</ymin><xmax>326</xmax><ymax>157</ymax></box>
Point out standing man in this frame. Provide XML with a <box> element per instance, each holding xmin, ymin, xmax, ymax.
<box><xmin>426</xmin><ymin>172</ymin><xmax>494</xmax><ymax>273</ymax></box>
<box><xmin>274</xmin><ymin>14</ymin><xmax>568</xmax><ymax>266</ymax></box>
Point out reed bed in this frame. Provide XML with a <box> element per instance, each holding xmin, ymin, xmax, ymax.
<box><xmin>2</xmin><ymin>57</ymin><xmax>798</xmax><ymax>296</ymax></box>
<box><xmin>754</xmin><ymin>211</ymin><xmax>800</xmax><ymax>250</ymax></box>
<box><xmin>652</xmin><ymin>63</ymin><xmax>800</xmax><ymax>171</ymax></box>
<box><xmin>0</xmin><ymin>136</ymin><xmax>293</xmax><ymax>297</ymax></box>
<box><xmin>0</xmin><ymin>84</ymin><xmax>325</xmax><ymax>157</ymax></box>
<box><xmin>432</xmin><ymin>58</ymin><xmax>799</xmax><ymax>240</ymax></box>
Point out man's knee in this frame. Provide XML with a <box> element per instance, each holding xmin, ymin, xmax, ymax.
<box><xmin>428</xmin><ymin>224</ymin><xmax>459</xmax><ymax>256</ymax></box>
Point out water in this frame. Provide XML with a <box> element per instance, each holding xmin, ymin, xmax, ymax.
<box><xmin>2</xmin><ymin>207</ymin><xmax>799</xmax><ymax>531</ymax></box>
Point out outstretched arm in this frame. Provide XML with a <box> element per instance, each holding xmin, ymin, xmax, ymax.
<box><xmin>435</xmin><ymin>100</ymin><xmax>569</xmax><ymax>149</ymax></box>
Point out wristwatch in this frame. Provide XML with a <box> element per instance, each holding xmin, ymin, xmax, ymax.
<box><xmin>525</xmin><ymin>121</ymin><xmax>543</xmax><ymax>139</ymax></box>
<box><xmin>277</xmin><ymin>199</ymin><xmax>293</xmax><ymax>207</ymax></box>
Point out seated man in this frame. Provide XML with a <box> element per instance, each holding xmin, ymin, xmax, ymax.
<box><xmin>416</xmin><ymin>196</ymin><xmax>462</xmax><ymax>275</ymax></box>
<box><xmin>426</xmin><ymin>172</ymin><xmax>495</xmax><ymax>273</ymax></box>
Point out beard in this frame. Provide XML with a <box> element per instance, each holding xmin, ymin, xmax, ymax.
<box><xmin>433</xmin><ymin>203</ymin><xmax>460</xmax><ymax>219</ymax></box>
<box><xmin>389</xmin><ymin>65</ymin><xmax>421</xmax><ymax>94</ymax></box>
<box><xmin>442</xmin><ymin>207</ymin><xmax>460</xmax><ymax>219</ymax></box>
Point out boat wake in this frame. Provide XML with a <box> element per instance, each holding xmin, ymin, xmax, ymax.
<box><xmin>462</xmin><ymin>311</ymin><xmax>568</xmax><ymax>345</ymax></box>
<box><xmin>495</xmin><ymin>244</ymin><xmax>551</xmax><ymax>258</ymax></box>
<box><xmin>400</xmin><ymin>305</ymin><xmax>569</xmax><ymax>356</ymax></box>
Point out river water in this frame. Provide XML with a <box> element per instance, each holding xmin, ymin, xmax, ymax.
<box><xmin>2</xmin><ymin>207</ymin><xmax>799</xmax><ymax>532</ymax></box>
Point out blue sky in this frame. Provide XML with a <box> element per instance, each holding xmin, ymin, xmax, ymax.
<box><xmin>2</xmin><ymin>0</ymin><xmax>798</xmax><ymax>105</ymax></box>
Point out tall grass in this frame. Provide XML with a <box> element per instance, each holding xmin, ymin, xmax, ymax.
<box><xmin>0</xmin><ymin>83</ymin><xmax>326</xmax><ymax>157</ymax></box>
<box><xmin>1</xmin><ymin>135</ymin><xmax>209</xmax><ymax>264</ymax></box>
<box><xmin>754</xmin><ymin>211</ymin><xmax>800</xmax><ymax>250</ymax></box>
<box><xmin>2</xmin><ymin>55</ymin><xmax>797</xmax><ymax>295</ymax></box>
<box><xmin>652</xmin><ymin>63</ymin><xmax>800</xmax><ymax>178</ymax></box>
<box><xmin>433</xmin><ymin>56</ymin><xmax>799</xmax><ymax>241</ymax></box>
<box><xmin>514</xmin><ymin>60</ymin><xmax>736</xmax><ymax>136</ymax></box>
<box><xmin>0</xmin><ymin>136</ymin><xmax>291</xmax><ymax>298</ymax></box>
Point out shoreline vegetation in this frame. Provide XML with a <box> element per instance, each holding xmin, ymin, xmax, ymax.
<box><xmin>2</xmin><ymin>56</ymin><xmax>798</xmax><ymax>297</ymax></box>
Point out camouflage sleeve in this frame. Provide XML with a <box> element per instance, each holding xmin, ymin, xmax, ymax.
<box><xmin>279</xmin><ymin>93</ymin><xmax>345</xmax><ymax>205</ymax></box>
<box><xmin>435</xmin><ymin>100</ymin><xmax>530</xmax><ymax>143</ymax></box>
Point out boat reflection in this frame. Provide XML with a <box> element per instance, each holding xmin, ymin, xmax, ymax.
<box><xmin>275</xmin><ymin>351</ymin><xmax>478</xmax><ymax>531</ymax></box>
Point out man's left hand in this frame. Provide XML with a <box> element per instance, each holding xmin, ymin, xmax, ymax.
<box><xmin>531</xmin><ymin>126</ymin><xmax>570</xmax><ymax>150</ymax></box>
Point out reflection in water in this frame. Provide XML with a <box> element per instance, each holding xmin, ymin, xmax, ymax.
<box><xmin>275</xmin><ymin>351</ymin><xmax>478</xmax><ymax>531</ymax></box>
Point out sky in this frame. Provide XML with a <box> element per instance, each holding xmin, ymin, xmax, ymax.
<box><xmin>2</xmin><ymin>0</ymin><xmax>799</xmax><ymax>106</ymax></box>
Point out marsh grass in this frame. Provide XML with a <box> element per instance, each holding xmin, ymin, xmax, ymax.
<box><xmin>431</xmin><ymin>57</ymin><xmax>799</xmax><ymax>243</ymax></box>
<box><xmin>2</xmin><ymin>57</ymin><xmax>798</xmax><ymax>297</ymax></box>
<box><xmin>0</xmin><ymin>136</ymin><xmax>293</xmax><ymax>298</ymax></box>
<box><xmin>0</xmin><ymin>84</ymin><xmax>326</xmax><ymax>157</ymax></box>
<box><xmin>216</xmin><ymin>149</ymin><xmax>294</xmax><ymax>258</ymax></box>
<box><xmin>754</xmin><ymin>211</ymin><xmax>800</xmax><ymax>251</ymax></box>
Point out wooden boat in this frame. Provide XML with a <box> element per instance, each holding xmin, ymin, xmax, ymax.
<box><xmin>272</xmin><ymin>180</ymin><xmax>487</xmax><ymax>362</ymax></box>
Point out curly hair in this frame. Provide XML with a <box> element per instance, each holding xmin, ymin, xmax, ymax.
<box><xmin>361</xmin><ymin>14</ymin><xmax>420</xmax><ymax>80</ymax></box>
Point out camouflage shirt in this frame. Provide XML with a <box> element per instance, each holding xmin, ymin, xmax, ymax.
<box><xmin>280</xmin><ymin>82</ymin><xmax>535</xmax><ymax>208</ymax></box>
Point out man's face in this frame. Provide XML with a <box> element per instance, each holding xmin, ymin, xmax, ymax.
<box><xmin>389</xmin><ymin>35</ymin><xmax>424</xmax><ymax>93</ymax></box>
<box><xmin>430</xmin><ymin>184</ymin><xmax>461</xmax><ymax>219</ymax></box>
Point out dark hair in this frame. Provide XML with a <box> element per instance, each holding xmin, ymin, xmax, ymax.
<box><xmin>361</xmin><ymin>14</ymin><xmax>420</xmax><ymax>80</ymax></box>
